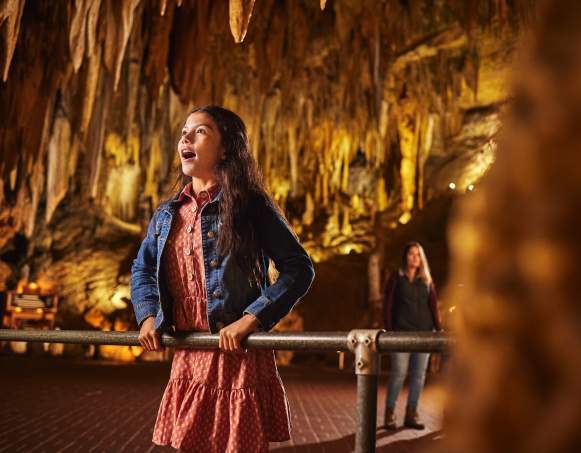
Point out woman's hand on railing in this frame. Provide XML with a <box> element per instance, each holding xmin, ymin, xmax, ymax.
<box><xmin>219</xmin><ymin>314</ymin><xmax>260</xmax><ymax>352</ymax></box>
<box><xmin>138</xmin><ymin>316</ymin><xmax>164</xmax><ymax>351</ymax></box>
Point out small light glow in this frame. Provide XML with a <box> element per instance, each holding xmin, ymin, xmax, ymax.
<box><xmin>468</xmin><ymin>184</ymin><xmax>474</xmax><ymax>191</ymax></box>
<box><xmin>448</xmin><ymin>182</ymin><xmax>456</xmax><ymax>190</ymax></box>
<box><xmin>449</xmin><ymin>306</ymin><xmax>456</xmax><ymax>313</ymax></box>
<box><xmin>340</xmin><ymin>245</ymin><xmax>354</xmax><ymax>255</ymax></box>
<box><xmin>35</xmin><ymin>308</ymin><xmax>43</xmax><ymax>314</ymax></box>
<box><xmin>398</xmin><ymin>212</ymin><xmax>412</xmax><ymax>225</ymax></box>
<box><xmin>111</xmin><ymin>287</ymin><xmax>131</xmax><ymax>310</ymax></box>
<box><xmin>14</xmin><ymin>307</ymin><xmax>23</xmax><ymax>312</ymax></box>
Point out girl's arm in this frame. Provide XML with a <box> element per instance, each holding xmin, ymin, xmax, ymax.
<box><xmin>242</xmin><ymin>199</ymin><xmax>315</xmax><ymax>331</ymax></box>
<box><xmin>130</xmin><ymin>210</ymin><xmax>161</xmax><ymax>328</ymax></box>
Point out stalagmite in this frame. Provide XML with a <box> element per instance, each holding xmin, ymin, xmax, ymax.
<box><xmin>375</xmin><ymin>178</ymin><xmax>389</xmax><ymax>212</ymax></box>
<box><xmin>341</xmin><ymin>204</ymin><xmax>352</xmax><ymax>237</ymax></box>
<box><xmin>302</xmin><ymin>192</ymin><xmax>315</xmax><ymax>226</ymax></box>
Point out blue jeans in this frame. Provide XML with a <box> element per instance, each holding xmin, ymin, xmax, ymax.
<box><xmin>385</xmin><ymin>352</ymin><xmax>430</xmax><ymax>411</ymax></box>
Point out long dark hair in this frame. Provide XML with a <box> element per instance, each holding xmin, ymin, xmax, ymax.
<box><xmin>174</xmin><ymin>105</ymin><xmax>276</xmax><ymax>283</ymax></box>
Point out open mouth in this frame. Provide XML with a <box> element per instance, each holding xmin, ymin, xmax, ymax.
<box><xmin>181</xmin><ymin>150</ymin><xmax>196</xmax><ymax>160</ymax></box>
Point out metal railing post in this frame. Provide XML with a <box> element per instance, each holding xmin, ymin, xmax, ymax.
<box><xmin>347</xmin><ymin>329</ymin><xmax>383</xmax><ymax>453</ymax></box>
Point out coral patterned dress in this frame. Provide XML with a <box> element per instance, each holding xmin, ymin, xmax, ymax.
<box><xmin>152</xmin><ymin>183</ymin><xmax>291</xmax><ymax>453</ymax></box>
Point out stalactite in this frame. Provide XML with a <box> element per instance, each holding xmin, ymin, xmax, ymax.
<box><xmin>417</xmin><ymin>114</ymin><xmax>435</xmax><ymax>210</ymax></box>
<box><xmin>27</xmin><ymin>141</ymin><xmax>46</xmax><ymax>238</ymax></box>
<box><xmin>397</xmin><ymin>101</ymin><xmax>420</xmax><ymax>213</ymax></box>
<box><xmin>229</xmin><ymin>0</ymin><xmax>255</xmax><ymax>43</ymax></box>
<box><xmin>85</xmin><ymin>0</ymin><xmax>101</xmax><ymax>56</ymax></box>
<box><xmin>375</xmin><ymin>178</ymin><xmax>389</xmax><ymax>212</ymax></box>
<box><xmin>69</xmin><ymin>0</ymin><xmax>94</xmax><ymax>72</ymax></box>
<box><xmin>287</xmin><ymin>126</ymin><xmax>299</xmax><ymax>196</ymax></box>
<box><xmin>169</xmin><ymin>0</ymin><xmax>211</xmax><ymax>102</ymax></box>
<box><xmin>102</xmin><ymin>0</ymin><xmax>140</xmax><ymax>91</ymax></box>
<box><xmin>46</xmin><ymin>113</ymin><xmax>72</xmax><ymax>224</ymax></box>
<box><xmin>144</xmin><ymin>0</ymin><xmax>174</xmax><ymax>97</ymax></box>
<box><xmin>144</xmin><ymin>133</ymin><xmax>162</xmax><ymax>211</ymax></box>
<box><xmin>0</xmin><ymin>0</ymin><xmax>25</xmax><ymax>81</ymax></box>
<box><xmin>79</xmin><ymin>48</ymin><xmax>101</xmax><ymax>137</ymax></box>
<box><xmin>159</xmin><ymin>0</ymin><xmax>168</xmax><ymax>16</ymax></box>
<box><xmin>87</xmin><ymin>72</ymin><xmax>112</xmax><ymax>199</ymax></box>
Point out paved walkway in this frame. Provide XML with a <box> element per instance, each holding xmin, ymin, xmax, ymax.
<box><xmin>0</xmin><ymin>354</ymin><xmax>444</xmax><ymax>452</ymax></box>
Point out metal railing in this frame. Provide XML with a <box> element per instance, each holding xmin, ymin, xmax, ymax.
<box><xmin>0</xmin><ymin>329</ymin><xmax>452</xmax><ymax>452</ymax></box>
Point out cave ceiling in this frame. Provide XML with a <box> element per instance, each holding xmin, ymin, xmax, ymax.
<box><xmin>0</xmin><ymin>0</ymin><xmax>532</xmax><ymax>303</ymax></box>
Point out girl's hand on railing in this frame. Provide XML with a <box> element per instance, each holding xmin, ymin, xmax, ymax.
<box><xmin>219</xmin><ymin>314</ymin><xmax>259</xmax><ymax>352</ymax></box>
<box><xmin>138</xmin><ymin>316</ymin><xmax>164</xmax><ymax>351</ymax></box>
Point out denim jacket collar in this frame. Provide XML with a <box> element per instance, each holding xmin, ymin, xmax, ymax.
<box><xmin>162</xmin><ymin>186</ymin><xmax>223</xmax><ymax>214</ymax></box>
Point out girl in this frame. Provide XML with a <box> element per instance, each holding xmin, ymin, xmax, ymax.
<box><xmin>382</xmin><ymin>241</ymin><xmax>442</xmax><ymax>430</ymax></box>
<box><xmin>130</xmin><ymin>105</ymin><xmax>315</xmax><ymax>452</ymax></box>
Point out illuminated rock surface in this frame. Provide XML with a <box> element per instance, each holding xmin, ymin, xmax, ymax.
<box><xmin>0</xmin><ymin>1</ymin><xmax>530</xmax><ymax>343</ymax></box>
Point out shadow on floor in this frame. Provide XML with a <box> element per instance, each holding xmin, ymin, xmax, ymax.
<box><xmin>376</xmin><ymin>429</ymin><xmax>444</xmax><ymax>452</ymax></box>
<box><xmin>271</xmin><ymin>434</ymin><xmax>355</xmax><ymax>452</ymax></box>
<box><xmin>271</xmin><ymin>429</ymin><xmax>444</xmax><ymax>452</ymax></box>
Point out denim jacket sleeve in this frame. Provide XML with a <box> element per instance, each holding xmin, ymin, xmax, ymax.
<box><xmin>243</xmin><ymin>200</ymin><xmax>315</xmax><ymax>330</ymax></box>
<box><xmin>130</xmin><ymin>210</ymin><xmax>161</xmax><ymax>327</ymax></box>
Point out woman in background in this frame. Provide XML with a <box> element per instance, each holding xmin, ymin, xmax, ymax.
<box><xmin>382</xmin><ymin>241</ymin><xmax>442</xmax><ymax>430</ymax></box>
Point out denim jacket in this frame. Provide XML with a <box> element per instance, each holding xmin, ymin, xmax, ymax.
<box><xmin>130</xmin><ymin>190</ymin><xmax>315</xmax><ymax>334</ymax></box>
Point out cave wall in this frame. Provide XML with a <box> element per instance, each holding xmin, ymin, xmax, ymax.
<box><xmin>0</xmin><ymin>0</ymin><xmax>532</xmax><ymax>333</ymax></box>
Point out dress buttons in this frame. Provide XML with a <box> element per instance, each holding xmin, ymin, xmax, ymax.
<box><xmin>187</xmin><ymin>272</ymin><xmax>193</xmax><ymax>281</ymax></box>
<box><xmin>191</xmin><ymin>206</ymin><xmax>197</xmax><ymax>213</ymax></box>
<box><xmin>212</xmin><ymin>290</ymin><xmax>222</xmax><ymax>298</ymax></box>
<box><xmin>184</xmin><ymin>248</ymin><xmax>192</xmax><ymax>256</ymax></box>
<box><xmin>207</xmin><ymin>231</ymin><xmax>215</xmax><ymax>238</ymax></box>
<box><xmin>187</xmin><ymin>225</ymin><xmax>193</xmax><ymax>233</ymax></box>
<box><xmin>210</xmin><ymin>259</ymin><xmax>219</xmax><ymax>268</ymax></box>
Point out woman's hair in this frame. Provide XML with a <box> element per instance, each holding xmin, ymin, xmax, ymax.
<box><xmin>399</xmin><ymin>241</ymin><xmax>433</xmax><ymax>285</ymax></box>
<box><xmin>174</xmin><ymin>105</ymin><xmax>276</xmax><ymax>284</ymax></box>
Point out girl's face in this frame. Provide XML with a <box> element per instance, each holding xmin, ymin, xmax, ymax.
<box><xmin>178</xmin><ymin>112</ymin><xmax>224</xmax><ymax>179</ymax></box>
<box><xmin>406</xmin><ymin>246</ymin><xmax>422</xmax><ymax>270</ymax></box>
